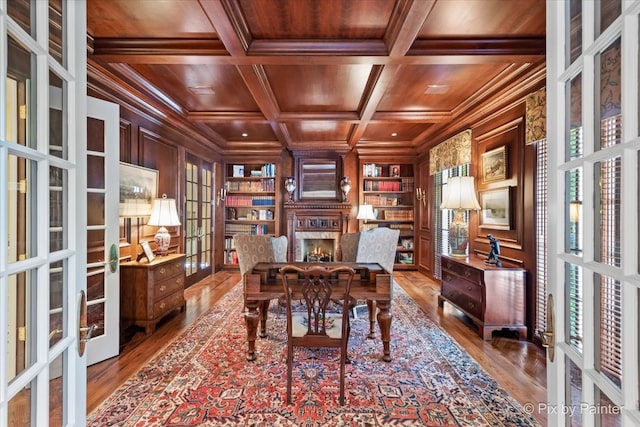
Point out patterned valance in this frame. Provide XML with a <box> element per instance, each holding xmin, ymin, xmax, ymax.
<box><xmin>525</xmin><ymin>87</ymin><xmax>546</xmax><ymax>144</ymax></box>
<box><xmin>429</xmin><ymin>129</ymin><xmax>472</xmax><ymax>175</ymax></box>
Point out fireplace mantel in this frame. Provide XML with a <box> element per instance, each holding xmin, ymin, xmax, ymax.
<box><xmin>284</xmin><ymin>202</ymin><xmax>352</xmax><ymax>262</ymax></box>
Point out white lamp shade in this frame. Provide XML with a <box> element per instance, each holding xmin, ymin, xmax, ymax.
<box><xmin>147</xmin><ymin>195</ymin><xmax>181</xmax><ymax>227</ymax></box>
<box><xmin>440</xmin><ymin>176</ymin><xmax>481</xmax><ymax>210</ymax></box>
<box><xmin>356</xmin><ymin>204</ymin><xmax>376</xmax><ymax>221</ymax></box>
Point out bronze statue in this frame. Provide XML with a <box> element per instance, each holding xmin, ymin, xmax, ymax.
<box><xmin>485</xmin><ymin>234</ymin><xmax>502</xmax><ymax>267</ymax></box>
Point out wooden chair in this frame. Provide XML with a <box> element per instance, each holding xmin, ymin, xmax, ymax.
<box><xmin>280</xmin><ymin>264</ymin><xmax>356</xmax><ymax>405</ymax></box>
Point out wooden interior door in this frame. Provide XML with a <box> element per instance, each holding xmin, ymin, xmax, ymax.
<box><xmin>184</xmin><ymin>153</ymin><xmax>213</xmax><ymax>286</ymax></box>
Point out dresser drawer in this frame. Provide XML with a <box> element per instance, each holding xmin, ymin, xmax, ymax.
<box><xmin>442</xmin><ymin>260</ymin><xmax>482</xmax><ymax>284</ymax></box>
<box><xmin>441</xmin><ymin>274</ymin><xmax>482</xmax><ymax>301</ymax></box>
<box><xmin>153</xmin><ymin>291</ymin><xmax>184</xmax><ymax>319</ymax></box>
<box><xmin>154</xmin><ymin>275</ymin><xmax>184</xmax><ymax>301</ymax></box>
<box><xmin>441</xmin><ymin>283</ymin><xmax>482</xmax><ymax>320</ymax></box>
<box><xmin>149</xmin><ymin>259</ymin><xmax>184</xmax><ymax>282</ymax></box>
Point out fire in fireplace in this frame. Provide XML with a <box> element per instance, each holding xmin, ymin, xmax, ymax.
<box><xmin>301</xmin><ymin>238</ymin><xmax>335</xmax><ymax>262</ymax></box>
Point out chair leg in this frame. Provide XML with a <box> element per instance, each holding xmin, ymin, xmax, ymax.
<box><xmin>286</xmin><ymin>345</ymin><xmax>293</xmax><ymax>404</ymax></box>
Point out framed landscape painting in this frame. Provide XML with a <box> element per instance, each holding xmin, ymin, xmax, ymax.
<box><xmin>479</xmin><ymin>187</ymin><xmax>511</xmax><ymax>230</ymax></box>
<box><xmin>119</xmin><ymin>162</ymin><xmax>158</xmax><ymax>217</ymax></box>
<box><xmin>481</xmin><ymin>145</ymin><xmax>507</xmax><ymax>183</ymax></box>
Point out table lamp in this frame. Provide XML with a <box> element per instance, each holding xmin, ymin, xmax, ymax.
<box><xmin>356</xmin><ymin>203</ymin><xmax>376</xmax><ymax>230</ymax></box>
<box><xmin>147</xmin><ymin>194</ymin><xmax>181</xmax><ymax>256</ymax></box>
<box><xmin>440</xmin><ymin>176</ymin><xmax>480</xmax><ymax>258</ymax></box>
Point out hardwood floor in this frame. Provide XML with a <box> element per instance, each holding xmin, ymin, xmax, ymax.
<box><xmin>87</xmin><ymin>269</ymin><xmax>547</xmax><ymax>425</ymax></box>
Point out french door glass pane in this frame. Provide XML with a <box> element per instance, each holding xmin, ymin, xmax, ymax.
<box><xmin>597</xmin><ymin>0</ymin><xmax>621</xmax><ymax>37</ymax></box>
<box><xmin>565</xmin><ymin>262</ymin><xmax>583</xmax><ymax>352</ymax></box>
<box><xmin>8</xmin><ymin>379</ymin><xmax>35</xmax><ymax>426</ymax></box>
<box><xmin>49</xmin><ymin>0</ymin><xmax>65</xmax><ymax>66</ymax></box>
<box><xmin>49</xmin><ymin>353</ymin><xmax>64</xmax><ymax>427</ymax></box>
<box><xmin>50</xmin><ymin>165</ymin><xmax>66</xmax><ymax>252</ymax></box>
<box><xmin>8</xmin><ymin>269</ymin><xmax>37</xmax><ymax>381</ymax></box>
<box><xmin>201</xmin><ymin>167</ymin><xmax>212</xmax><ymax>269</ymax></box>
<box><xmin>7</xmin><ymin>155</ymin><xmax>37</xmax><ymax>262</ymax></box>
<box><xmin>49</xmin><ymin>260</ymin><xmax>65</xmax><ymax>348</ymax></box>
<box><xmin>595</xmin><ymin>386</ymin><xmax>622</xmax><ymax>427</ymax></box>
<box><xmin>596</xmin><ymin>273</ymin><xmax>622</xmax><ymax>387</ymax></box>
<box><xmin>8</xmin><ymin>35</ymin><xmax>36</xmax><ymax>150</ymax></box>
<box><xmin>7</xmin><ymin>0</ymin><xmax>34</xmax><ymax>37</ymax></box>
<box><xmin>569</xmin><ymin>0</ymin><xmax>582</xmax><ymax>65</ymax></box>
<box><xmin>598</xmin><ymin>39</ymin><xmax>621</xmax><ymax>150</ymax></box>
<box><xmin>565</xmin><ymin>167</ymin><xmax>583</xmax><ymax>255</ymax></box>
<box><xmin>567</xmin><ymin>357</ymin><xmax>583</xmax><ymax>426</ymax></box>
<box><xmin>594</xmin><ymin>157</ymin><xmax>621</xmax><ymax>266</ymax></box>
<box><xmin>567</xmin><ymin>74</ymin><xmax>583</xmax><ymax>160</ymax></box>
<box><xmin>49</xmin><ymin>70</ymin><xmax>67</xmax><ymax>159</ymax></box>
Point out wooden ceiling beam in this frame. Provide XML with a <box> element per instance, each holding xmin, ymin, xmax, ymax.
<box><xmin>384</xmin><ymin>0</ymin><xmax>436</xmax><ymax>56</ymax></box>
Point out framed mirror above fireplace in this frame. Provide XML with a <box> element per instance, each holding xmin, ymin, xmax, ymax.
<box><xmin>296</xmin><ymin>154</ymin><xmax>342</xmax><ymax>202</ymax></box>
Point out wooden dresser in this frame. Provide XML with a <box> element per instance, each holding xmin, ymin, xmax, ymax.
<box><xmin>438</xmin><ymin>254</ymin><xmax>527</xmax><ymax>340</ymax></box>
<box><xmin>120</xmin><ymin>253</ymin><xmax>186</xmax><ymax>334</ymax></box>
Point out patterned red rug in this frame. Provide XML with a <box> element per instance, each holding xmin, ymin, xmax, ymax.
<box><xmin>88</xmin><ymin>282</ymin><xmax>540</xmax><ymax>426</ymax></box>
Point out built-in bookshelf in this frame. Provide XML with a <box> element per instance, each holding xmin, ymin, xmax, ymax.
<box><xmin>360</xmin><ymin>161</ymin><xmax>416</xmax><ymax>270</ymax></box>
<box><xmin>222</xmin><ymin>162</ymin><xmax>278</xmax><ymax>267</ymax></box>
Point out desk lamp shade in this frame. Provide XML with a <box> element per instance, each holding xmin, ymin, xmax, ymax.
<box><xmin>440</xmin><ymin>176</ymin><xmax>480</xmax><ymax>258</ymax></box>
<box><xmin>147</xmin><ymin>194</ymin><xmax>181</xmax><ymax>256</ymax></box>
<box><xmin>356</xmin><ymin>204</ymin><xmax>376</xmax><ymax>222</ymax></box>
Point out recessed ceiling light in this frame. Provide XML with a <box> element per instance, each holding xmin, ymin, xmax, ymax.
<box><xmin>424</xmin><ymin>84</ymin><xmax>449</xmax><ymax>94</ymax></box>
<box><xmin>391</xmin><ymin>132</ymin><xmax>398</xmax><ymax>137</ymax></box>
<box><xmin>188</xmin><ymin>86</ymin><xmax>215</xmax><ymax>95</ymax></box>
<box><xmin>242</xmin><ymin>133</ymin><xmax>248</xmax><ymax>137</ymax></box>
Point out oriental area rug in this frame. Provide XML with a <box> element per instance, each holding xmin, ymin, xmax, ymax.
<box><xmin>88</xmin><ymin>283</ymin><xmax>540</xmax><ymax>426</ymax></box>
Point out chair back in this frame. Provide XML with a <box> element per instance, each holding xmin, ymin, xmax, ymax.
<box><xmin>234</xmin><ymin>234</ymin><xmax>288</xmax><ymax>278</ymax></box>
<box><xmin>280</xmin><ymin>264</ymin><xmax>355</xmax><ymax>405</ymax></box>
<box><xmin>356</xmin><ymin>227</ymin><xmax>400</xmax><ymax>274</ymax></box>
<box><xmin>339</xmin><ymin>232</ymin><xmax>360</xmax><ymax>263</ymax></box>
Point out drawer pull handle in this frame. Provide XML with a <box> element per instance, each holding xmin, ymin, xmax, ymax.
<box><xmin>467</xmin><ymin>285</ymin><xmax>473</xmax><ymax>291</ymax></box>
<box><xmin>176</xmin><ymin>278</ymin><xmax>182</xmax><ymax>284</ymax></box>
<box><xmin>159</xmin><ymin>302</ymin><xmax>166</xmax><ymax>310</ymax></box>
<box><xmin>468</xmin><ymin>302</ymin><xmax>475</xmax><ymax>309</ymax></box>
<box><xmin>160</xmin><ymin>285</ymin><xmax>166</xmax><ymax>292</ymax></box>
<box><xmin>464</xmin><ymin>270</ymin><xmax>472</xmax><ymax>278</ymax></box>
<box><xmin>159</xmin><ymin>267</ymin><xmax>166</xmax><ymax>275</ymax></box>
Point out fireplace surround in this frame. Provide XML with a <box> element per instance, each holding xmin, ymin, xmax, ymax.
<box><xmin>284</xmin><ymin>202</ymin><xmax>352</xmax><ymax>262</ymax></box>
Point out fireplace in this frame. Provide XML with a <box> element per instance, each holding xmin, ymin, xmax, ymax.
<box><xmin>295</xmin><ymin>233</ymin><xmax>341</xmax><ymax>262</ymax></box>
<box><xmin>284</xmin><ymin>202</ymin><xmax>352</xmax><ymax>262</ymax></box>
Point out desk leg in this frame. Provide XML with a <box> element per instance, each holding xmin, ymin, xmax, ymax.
<box><xmin>245</xmin><ymin>301</ymin><xmax>259</xmax><ymax>361</ymax></box>
<box><xmin>376</xmin><ymin>301</ymin><xmax>392</xmax><ymax>362</ymax></box>
<box><xmin>366</xmin><ymin>300</ymin><xmax>376</xmax><ymax>339</ymax></box>
<box><xmin>259</xmin><ymin>300</ymin><xmax>270</xmax><ymax>338</ymax></box>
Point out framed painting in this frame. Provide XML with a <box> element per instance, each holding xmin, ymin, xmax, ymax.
<box><xmin>119</xmin><ymin>162</ymin><xmax>158</xmax><ymax>217</ymax></box>
<box><xmin>481</xmin><ymin>145</ymin><xmax>507</xmax><ymax>183</ymax></box>
<box><xmin>140</xmin><ymin>241</ymin><xmax>155</xmax><ymax>262</ymax></box>
<box><xmin>479</xmin><ymin>187</ymin><xmax>511</xmax><ymax>230</ymax></box>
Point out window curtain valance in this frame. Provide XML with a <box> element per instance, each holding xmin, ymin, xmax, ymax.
<box><xmin>525</xmin><ymin>87</ymin><xmax>546</xmax><ymax>144</ymax></box>
<box><xmin>429</xmin><ymin>129</ymin><xmax>472</xmax><ymax>175</ymax></box>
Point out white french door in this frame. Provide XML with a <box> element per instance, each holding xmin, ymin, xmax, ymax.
<box><xmin>546</xmin><ymin>1</ymin><xmax>640</xmax><ymax>426</ymax></box>
<box><xmin>1</xmin><ymin>1</ymin><xmax>89</xmax><ymax>426</ymax></box>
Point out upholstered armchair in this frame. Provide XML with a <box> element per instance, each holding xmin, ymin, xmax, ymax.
<box><xmin>234</xmin><ymin>234</ymin><xmax>288</xmax><ymax>337</ymax></box>
<box><xmin>340</xmin><ymin>227</ymin><xmax>400</xmax><ymax>335</ymax></box>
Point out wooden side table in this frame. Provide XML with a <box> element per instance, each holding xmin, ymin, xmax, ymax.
<box><xmin>120</xmin><ymin>253</ymin><xmax>186</xmax><ymax>334</ymax></box>
<box><xmin>438</xmin><ymin>254</ymin><xmax>527</xmax><ymax>340</ymax></box>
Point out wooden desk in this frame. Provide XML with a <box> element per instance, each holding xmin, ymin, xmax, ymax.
<box><xmin>438</xmin><ymin>254</ymin><xmax>527</xmax><ymax>340</ymax></box>
<box><xmin>245</xmin><ymin>262</ymin><xmax>393</xmax><ymax>362</ymax></box>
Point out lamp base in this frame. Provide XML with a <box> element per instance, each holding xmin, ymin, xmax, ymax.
<box><xmin>154</xmin><ymin>226</ymin><xmax>171</xmax><ymax>256</ymax></box>
<box><xmin>448</xmin><ymin>210</ymin><xmax>469</xmax><ymax>258</ymax></box>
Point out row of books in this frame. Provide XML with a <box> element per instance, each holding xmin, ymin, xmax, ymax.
<box><xmin>224</xmin><ymin>249</ymin><xmax>239</xmax><ymax>265</ymax></box>
<box><xmin>363</xmin><ymin>163</ymin><xmax>403</xmax><ymax>178</ymax></box>
<box><xmin>224</xmin><ymin>195</ymin><xmax>275</xmax><ymax>207</ymax></box>
<box><xmin>363</xmin><ymin>195</ymin><xmax>399</xmax><ymax>206</ymax></box>
<box><xmin>227</xmin><ymin>208</ymin><xmax>274</xmax><ymax>221</ymax></box>
<box><xmin>225</xmin><ymin>224</ymin><xmax>270</xmax><ymax>235</ymax></box>
<box><xmin>226</xmin><ymin>179</ymin><xmax>275</xmax><ymax>192</ymax></box>
<box><xmin>232</xmin><ymin>163</ymin><xmax>276</xmax><ymax>178</ymax></box>
<box><xmin>384</xmin><ymin>210</ymin><xmax>414</xmax><ymax>221</ymax></box>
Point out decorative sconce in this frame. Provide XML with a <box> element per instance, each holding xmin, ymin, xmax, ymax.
<box><xmin>216</xmin><ymin>188</ymin><xmax>226</xmax><ymax>206</ymax></box>
<box><xmin>440</xmin><ymin>176</ymin><xmax>480</xmax><ymax>258</ymax></box>
<box><xmin>340</xmin><ymin>176</ymin><xmax>351</xmax><ymax>202</ymax></box>
<box><xmin>285</xmin><ymin>176</ymin><xmax>296</xmax><ymax>203</ymax></box>
<box><xmin>415</xmin><ymin>187</ymin><xmax>427</xmax><ymax>205</ymax></box>
<box><xmin>147</xmin><ymin>194</ymin><xmax>182</xmax><ymax>256</ymax></box>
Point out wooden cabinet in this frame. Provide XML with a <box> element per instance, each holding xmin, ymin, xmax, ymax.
<box><xmin>120</xmin><ymin>253</ymin><xmax>186</xmax><ymax>334</ymax></box>
<box><xmin>438</xmin><ymin>254</ymin><xmax>527</xmax><ymax>340</ymax></box>
<box><xmin>359</xmin><ymin>161</ymin><xmax>416</xmax><ymax>270</ymax></box>
<box><xmin>222</xmin><ymin>162</ymin><xmax>279</xmax><ymax>267</ymax></box>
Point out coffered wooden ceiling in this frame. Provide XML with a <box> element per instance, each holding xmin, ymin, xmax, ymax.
<box><xmin>86</xmin><ymin>0</ymin><xmax>546</xmax><ymax>156</ymax></box>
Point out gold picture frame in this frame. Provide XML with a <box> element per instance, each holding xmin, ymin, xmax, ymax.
<box><xmin>479</xmin><ymin>187</ymin><xmax>511</xmax><ymax>230</ymax></box>
<box><xmin>481</xmin><ymin>146</ymin><xmax>507</xmax><ymax>183</ymax></box>
<box><xmin>119</xmin><ymin>162</ymin><xmax>158</xmax><ymax>217</ymax></box>
<box><xmin>140</xmin><ymin>241</ymin><xmax>155</xmax><ymax>262</ymax></box>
